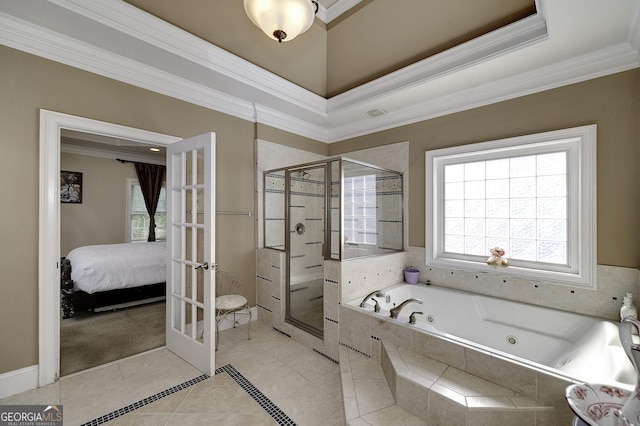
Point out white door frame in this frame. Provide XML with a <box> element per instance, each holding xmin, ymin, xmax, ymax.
<box><xmin>38</xmin><ymin>110</ymin><xmax>180</xmax><ymax>386</ymax></box>
<box><xmin>165</xmin><ymin>133</ymin><xmax>216</xmax><ymax>376</ymax></box>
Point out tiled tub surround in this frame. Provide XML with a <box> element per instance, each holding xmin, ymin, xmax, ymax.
<box><xmin>405</xmin><ymin>246</ymin><xmax>640</xmax><ymax>322</ymax></box>
<box><xmin>257</xmin><ymin>244</ymin><xmax>639</xmax><ymax>425</ymax></box>
<box><xmin>340</xmin><ymin>304</ymin><xmax>576</xmax><ymax>424</ymax></box>
<box><xmin>348</xmin><ymin>283</ymin><xmax>635</xmax><ymax>389</ymax></box>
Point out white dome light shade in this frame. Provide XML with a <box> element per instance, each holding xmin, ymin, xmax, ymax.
<box><xmin>244</xmin><ymin>0</ymin><xmax>316</xmax><ymax>43</ymax></box>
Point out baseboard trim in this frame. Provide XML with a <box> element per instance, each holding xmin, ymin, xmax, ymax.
<box><xmin>0</xmin><ymin>365</ymin><xmax>39</xmax><ymax>399</ymax></box>
<box><xmin>1</xmin><ymin>307</ymin><xmax>258</xmax><ymax>400</ymax></box>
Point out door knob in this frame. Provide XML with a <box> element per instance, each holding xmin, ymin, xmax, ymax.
<box><xmin>194</xmin><ymin>262</ymin><xmax>209</xmax><ymax>270</ymax></box>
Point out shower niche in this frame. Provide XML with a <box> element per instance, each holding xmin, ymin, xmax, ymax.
<box><xmin>264</xmin><ymin>158</ymin><xmax>403</xmax><ymax>338</ymax></box>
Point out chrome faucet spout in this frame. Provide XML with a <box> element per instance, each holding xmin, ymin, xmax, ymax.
<box><xmin>359</xmin><ymin>290</ymin><xmax>386</xmax><ymax>313</ymax></box>
<box><xmin>390</xmin><ymin>298</ymin><xmax>423</xmax><ymax>319</ymax></box>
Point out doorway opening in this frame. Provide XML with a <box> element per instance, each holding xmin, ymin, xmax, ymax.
<box><xmin>38</xmin><ymin>110</ymin><xmax>180</xmax><ymax>386</ymax></box>
<box><xmin>59</xmin><ymin>129</ymin><xmax>168</xmax><ymax>375</ymax></box>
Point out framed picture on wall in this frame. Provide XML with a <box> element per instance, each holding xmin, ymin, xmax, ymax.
<box><xmin>60</xmin><ymin>170</ymin><xmax>83</xmax><ymax>204</ymax></box>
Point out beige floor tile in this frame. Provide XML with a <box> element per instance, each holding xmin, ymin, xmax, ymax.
<box><xmin>228</xmin><ymin>386</ymin><xmax>268</xmax><ymax>414</ymax></box>
<box><xmin>230</xmin><ymin>350</ymin><xmax>285</xmax><ymax>383</ymax></box>
<box><xmin>353</xmin><ymin>377</ymin><xmax>395</xmax><ymax>416</ymax></box>
<box><xmin>278</xmin><ymin>381</ymin><xmax>343</xmax><ymax>426</ymax></box>
<box><xmin>135</xmin><ymin>388</ymin><xmax>192</xmax><ymax>414</ymax></box>
<box><xmin>108</xmin><ymin>412</ymin><xmax>172</xmax><ymax>426</ymax></box>
<box><xmin>320</xmin><ymin>408</ymin><xmax>347</xmax><ymax>425</ymax></box>
<box><xmin>348</xmin><ymin>351</ymin><xmax>385</xmax><ymax>380</ymax></box>
<box><xmin>119</xmin><ymin>350</ymin><xmax>203</xmax><ymax>400</ymax></box>
<box><xmin>0</xmin><ymin>381</ymin><xmax>60</xmax><ymax>405</ymax></box>
<box><xmin>311</xmin><ymin>367</ymin><xmax>342</xmax><ymax>400</ymax></box>
<box><xmin>165</xmin><ymin>413</ymin><xmax>228</xmax><ymax>425</ymax></box>
<box><xmin>175</xmin><ymin>374</ymin><xmax>239</xmax><ymax>414</ymax></box>
<box><xmin>222</xmin><ymin>412</ymin><xmax>278</xmax><ymax>425</ymax></box>
<box><xmin>248</xmin><ymin>364</ymin><xmax>310</xmax><ymax>405</ymax></box>
<box><xmin>5</xmin><ymin>321</ymin><xmax>350</xmax><ymax>426</ymax></box>
<box><xmin>361</xmin><ymin>405</ymin><xmax>427</xmax><ymax>426</ymax></box>
<box><xmin>60</xmin><ymin>364</ymin><xmax>134</xmax><ymax>425</ymax></box>
<box><xmin>288</xmin><ymin>349</ymin><xmax>338</xmax><ymax>381</ymax></box>
<box><xmin>347</xmin><ymin>418</ymin><xmax>371</xmax><ymax>426</ymax></box>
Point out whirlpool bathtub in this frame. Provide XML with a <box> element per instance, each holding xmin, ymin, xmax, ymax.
<box><xmin>347</xmin><ymin>282</ymin><xmax>634</xmax><ymax>388</ymax></box>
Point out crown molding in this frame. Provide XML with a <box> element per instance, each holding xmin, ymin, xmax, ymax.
<box><xmin>254</xmin><ymin>105</ymin><xmax>330</xmax><ymax>142</ymax></box>
<box><xmin>329</xmin><ymin>42</ymin><xmax>639</xmax><ymax>142</ymax></box>
<box><xmin>61</xmin><ymin>143</ymin><xmax>166</xmax><ymax>165</ymax></box>
<box><xmin>628</xmin><ymin>1</ymin><xmax>640</xmax><ymax>54</ymax></box>
<box><xmin>1</xmin><ymin>0</ymin><xmax>638</xmax><ymax>145</ymax></box>
<box><xmin>49</xmin><ymin>0</ymin><xmax>328</xmax><ymax>117</ymax></box>
<box><xmin>323</xmin><ymin>0</ymin><xmax>362</xmax><ymax>23</ymax></box>
<box><xmin>327</xmin><ymin>13</ymin><xmax>548</xmax><ymax>112</ymax></box>
<box><xmin>0</xmin><ymin>11</ymin><xmax>258</xmax><ymax>123</ymax></box>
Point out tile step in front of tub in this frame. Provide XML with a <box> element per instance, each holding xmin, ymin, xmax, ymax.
<box><xmin>339</xmin><ymin>344</ymin><xmax>427</xmax><ymax>425</ymax></box>
<box><xmin>381</xmin><ymin>341</ymin><xmax>557</xmax><ymax>425</ymax></box>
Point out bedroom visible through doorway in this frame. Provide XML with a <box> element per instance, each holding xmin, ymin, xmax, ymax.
<box><xmin>59</xmin><ymin>129</ymin><xmax>169</xmax><ymax>376</ymax></box>
<box><xmin>38</xmin><ymin>110</ymin><xmax>182</xmax><ymax>386</ymax></box>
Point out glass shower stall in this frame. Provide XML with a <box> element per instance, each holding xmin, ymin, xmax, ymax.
<box><xmin>264</xmin><ymin>158</ymin><xmax>403</xmax><ymax>338</ymax></box>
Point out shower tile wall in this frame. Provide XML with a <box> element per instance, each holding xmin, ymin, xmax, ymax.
<box><xmin>257</xmin><ymin>139</ymin><xmax>326</xmax><ymax>249</ymax></box>
<box><xmin>264</xmin><ymin>172</ymin><xmax>285</xmax><ymax>250</ymax></box>
<box><xmin>289</xmin><ymin>173</ymin><xmax>325</xmax><ymax>285</ymax></box>
<box><xmin>256</xmin><ymin>140</ymin><xmax>410</xmax><ymax>360</ymax></box>
<box><xmin>256</xmin><ymin>248</ymin><xmax>340</xmax><ymax>361</ymax></box>
<box><xmin>376</xmin><ymin>174</ymin><xmax>403</xmax><ymax>253</ymax></box>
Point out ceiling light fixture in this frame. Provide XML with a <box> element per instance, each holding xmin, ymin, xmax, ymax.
<box><xmin>244</xmin><ymin>0</ymin><xmax>318</xmax><ymax>44</ymax></box>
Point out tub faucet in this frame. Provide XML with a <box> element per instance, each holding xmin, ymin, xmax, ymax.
<box><xmin>390</xmin><ymin>298</ymin><xmax>423</xmax><ymax>319</ymax></box>
<box><xmin>409</xmin><ymin>311</ymin><xmax>423</xmax><ymax>324</ymax></box>
<box><xmin>359</xmin><ymin>290</ymin><xmax>386</xmax><ymax>313</ymax></box>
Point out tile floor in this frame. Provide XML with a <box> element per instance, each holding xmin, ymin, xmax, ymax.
<box><xmin>1</xmin><ymin>322</ymin><xmax>346</xmax><ymax>425</ymax></box>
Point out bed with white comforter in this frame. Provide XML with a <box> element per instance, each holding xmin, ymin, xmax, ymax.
<box><xmin>67</xmin><ymin>241</ymin><xmax>166</xmax><ymax>294</ymax></box>
<box><xmin>61</xmin><ymin>242</ymin><xmax>167</xmax><ymax>317</ymax></box>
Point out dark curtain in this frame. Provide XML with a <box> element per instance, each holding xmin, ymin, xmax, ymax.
<box><xmin>134</xmin><ymin>163</ymin><xmax>165</xmax><ymax>242</ymax></box>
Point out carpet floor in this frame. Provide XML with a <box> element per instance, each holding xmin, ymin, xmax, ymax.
<box><xmin>60</xmin><ymin>301</ymin><xmax>165</xmax><ymax>376</ymax></box>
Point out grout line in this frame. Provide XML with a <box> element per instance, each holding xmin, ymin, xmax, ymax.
<box><xmin>80</xmin><ymin>364</ymin><xmax>296</xmax><ymax>426</ymax></box>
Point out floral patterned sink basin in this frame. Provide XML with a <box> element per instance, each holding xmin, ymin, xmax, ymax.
<box><xmin>565</xmin><ymin>383</ymin><xmax>631</xmax><ymax>426</ymax></box>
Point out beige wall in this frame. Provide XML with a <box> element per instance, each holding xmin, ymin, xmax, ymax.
<box><xmin>0</xmin><ymin>45</ymin><xmax>326</xmax><ymax>374</ymax></box>
<box><xmin>329</xmin><ymin>68</ymin><xmax>640</xmax><ymax>268</ymax></box>
<box><xmin>1</xmin><ymin>43</ymin><xmax>638</xmax><ymax>377</ymax></box>
<box><xmin>60</xmin><ymin>153</ymin><xmax>138</xmax><ymax>255</ymax></box>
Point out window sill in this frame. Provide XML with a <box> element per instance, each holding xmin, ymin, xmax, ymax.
<box><xmin>426</xmin><ymin>256</ymin><xmax>596</xmax><ymax>289</ymax></box>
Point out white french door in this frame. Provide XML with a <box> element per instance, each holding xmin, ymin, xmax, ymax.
<box><xmin>166</xmin><ymin>132</ymin><xmax>216</xmax><ymax>376</ymax></box>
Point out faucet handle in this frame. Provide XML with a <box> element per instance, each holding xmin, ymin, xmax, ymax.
<box><xmin>373</xmin><ymin>298</ymin><xmax>381</xmax><ymax>313</ymax></box>
<box><xmin>409</xmin><ymin>311</ymin><xmax>423</xmax><ymax>324</ymax></box>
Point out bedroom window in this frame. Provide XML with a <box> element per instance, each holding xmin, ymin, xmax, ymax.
<box><xmin>127</xmin><ymin>178</ymin><xmax>167</xmax><ymax>242</ymax></box>
<box><xmin>425</xmin><ymin>125</ymin><xmax>596</xmax><ymax>288</ymax></box>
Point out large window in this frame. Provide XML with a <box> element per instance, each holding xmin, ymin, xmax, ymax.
<box><xmin>425</xmin><ymin>125</ymin><xmax>596</xmax><ymax>287</ymax></box>
<box><xmin>127</xmin><ymin>178</ymin><xmax>167</xmax><ymax>242</ymax></box>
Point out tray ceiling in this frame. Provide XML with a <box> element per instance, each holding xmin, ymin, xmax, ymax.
<box><xmin>0</xmin><ymin>0</ymin><xmax>638</xmax><ymax>143</ymax></box>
